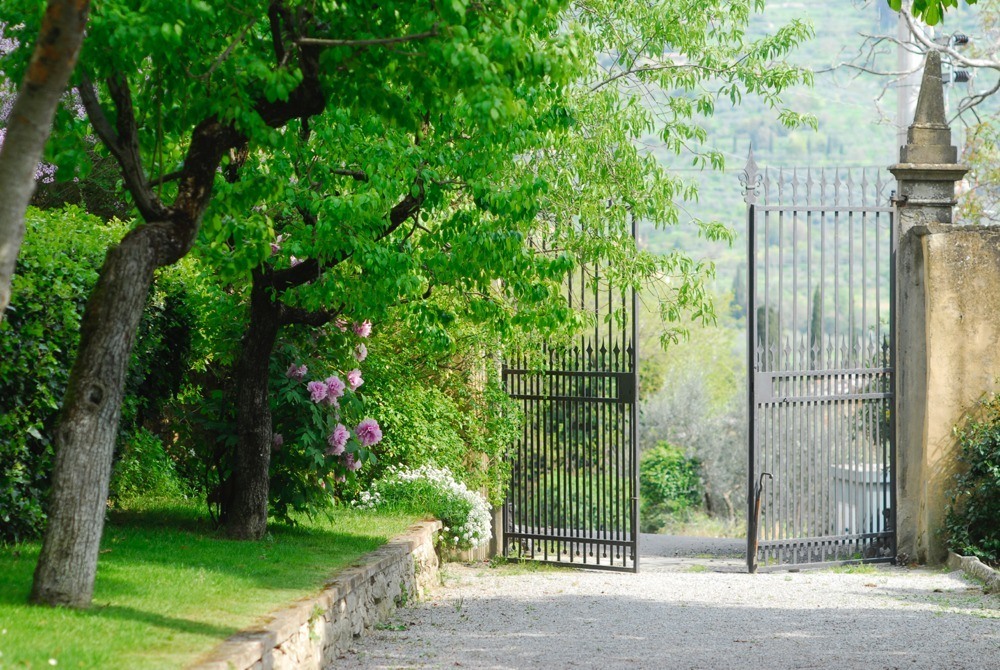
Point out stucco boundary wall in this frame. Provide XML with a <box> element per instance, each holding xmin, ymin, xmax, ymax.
<box><xmin>190</xmin><ymin>520</ymin><xmax>442</xmax><ymax>670</ymax></box>
<box><xmin>896</xmin><ymin>225</ymin><xmax>1000</xmax><ymax>564</ymax></box>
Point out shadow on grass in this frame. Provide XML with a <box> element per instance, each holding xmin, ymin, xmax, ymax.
<box><xmin>86</xmin><ymin>603</ymin><xmax>240</xmax><ymax>638</ymax></box>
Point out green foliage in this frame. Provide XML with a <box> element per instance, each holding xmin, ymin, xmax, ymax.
<box><xmin>109</xmin><ymin>428</ymin><xmax>189</xmax><ymax>505</ymax></box>
<box><xmin>360</xmin><ymin>323</ymin><xmax>520</xmax><ymax>507</ymax></box>
<box><xmin>946</xmin><ymin>395</ymin><xmax>1000</xmax><ymax>565</ymax></box>
<box><xmin>0</xmin><ymin>207</ymin><xmax>193</xmax><ymax>543</ymax></box>
<box><xmin>0</xmin><ymin>206</ymin><xmax>118</xmax><ymax>542</ymax></box>
<box><xmin>639</xmin><ymin>442</ymin><xmax>704</xmax><ymax>533</ymax></box>
<box><xmin>887</xmin><ymin>0</ymin><xmax>977</xmax><ymax>25</ymax></box>
<box><xmin>0</xmin><ymin>208</ymin><xmax>121</xmax><ymax>542</ymax></box>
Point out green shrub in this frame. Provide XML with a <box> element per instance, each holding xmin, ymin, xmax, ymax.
<box><xmin>109</xmin><ymin>428</ymin><xmax>189</xmax><ymax>504</ymax></box>
<box><xmin>946</xmin><ymin>395</ymin><xmax>1000</xmax><ymax>565</ymax></box>
<box><xmin>358</xmin><ymin>326</ymin><xmax>519</xmax><ymax>507</ymax></box>
<box><xmin>639</xmin><ymin>441</ymin><xmax>703</xmax><ymax>533</ymax></box>
<box><xmin>0</xmin><ymin>207</ymin><xmax>193</xmax><ymax>543</ymax></box>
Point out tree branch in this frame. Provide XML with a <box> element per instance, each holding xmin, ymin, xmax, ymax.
<box><xmin>295</xmin><ymin>25</ymin><xmax>439</xmax><ymax>49</ymax></box>
<box><xmin>78</xmin><ymin>73</ymin><xmax>169</xmax><ymax>221</ymax></box>
<box><xmin>267</xmin><ymin>180</ymin><xmax>425</xmax><ymax>294</ymax></box>
<box><xmin>191</xmin><ymin>17</ymin><xmax>257</xmax><ymax>80</ymax></box>
<box><xmin>332</xmin><ymin>167</ymin><xmax>369</xmax><ymax>181</ymax></box>
<box><xmin>280</xmin><ymin>304</ymin><xmax>337</xmax><ymax>326</ymax></box>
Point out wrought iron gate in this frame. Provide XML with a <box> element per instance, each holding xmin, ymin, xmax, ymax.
<box><xmin>744</xmin><ymin>151</ymin><xmax>895</xmax><ymax>571</ymax></box>
<box><xmin>502</xmin><ymin>259</ymin><xmax>639</xmax><ymax>572</ymax></box>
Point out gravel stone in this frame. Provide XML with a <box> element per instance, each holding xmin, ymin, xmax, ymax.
<box><xmin>340</xmin><ymin>560</ymin><xmax>1000</xmax><ymax>670</ymax></box>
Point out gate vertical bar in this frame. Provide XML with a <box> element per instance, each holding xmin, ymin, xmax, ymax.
<box><xmin>742</xmin><ymin>149</ymin><xmax>760</xmax><ymax>572</ymax></box>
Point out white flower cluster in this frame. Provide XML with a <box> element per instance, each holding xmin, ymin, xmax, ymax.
<box><xmin>351</xmin><ymin>490</ymin><xmax>382</xmax><ymax>510</ymax></box>
<box><xmin>356</xmin><ymin>464</ymin><xmax>492</xmax><ymax>550</ymax></box>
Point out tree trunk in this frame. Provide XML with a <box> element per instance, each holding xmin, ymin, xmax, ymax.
<box><xmin>29</xmin><ymin>225</ymin><xmax>161</xmax><ymax>607</ymax></box>
<box><xmin>0</xmin><ymin>0</ymin><xmax>91</xmax><ymax>320</ymax></box>
<box><xmin>222</xmin><ymin>273</ymin><xmax>281</xmax><ymax>540</ymax></box>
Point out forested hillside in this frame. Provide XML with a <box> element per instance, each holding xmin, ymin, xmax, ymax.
<box><xmin>642</xmin><ymin>1</ymin><xmax>985</xmax><ymax>294</ymax></box>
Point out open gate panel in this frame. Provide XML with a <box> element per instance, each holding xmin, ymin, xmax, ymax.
<box><xmin>502</xmin><ymin>259</ymin><xmax>639</xmax><ymax>572</ymax></box>
<box><xmin>744</xmin><ymin>155</ymin><xmax>896</xmax><ymax>571</ymax></box>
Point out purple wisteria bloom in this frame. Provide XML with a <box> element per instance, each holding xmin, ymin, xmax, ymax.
<box><xmin>347</xmin><ymin>369</ymin><xmax>363</xmax><ymax>392</ymax></box>
<box><xmin>355</xmin><ymin>418</ymin><xmax>383</xmax><ymax>447</ymax></box>
<box><xmin>307</xmin><ymin>380</ymin><xmax>328</xmax><ymax>403</ymax></box>
<box><xmin>353</xmin><ymin>320</ymin><xmax>372</xmax><ymax>338</ymax></box>
<box><xmin>286</xmin><ymin>363</ymin><xmax>308</xmax><ymax>380</ymax></box>
<box><xmin>353</xmin><ymin>343</ymin><xmax>368</xmax><ymax>362</ymax></box>
<box><xmin>326</xmin><ymin>424</ymin><xmax>349</xmax><ymax>456</ymax></box>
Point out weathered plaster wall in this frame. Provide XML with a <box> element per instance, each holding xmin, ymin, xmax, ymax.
<box><xmin>897</xmin><ymin>225</ymin><xmax>1000</xmax><ymax>564</ymax></box>
<box><xmin>190</xmin><ymin>520</ymin><xmax>441</xmax><ymax>670</ymax></box>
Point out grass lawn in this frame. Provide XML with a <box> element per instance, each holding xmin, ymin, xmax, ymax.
<box><xmin>0</xmin><ymin>502</ymin><xmax>419</xmax><ymax>669</ymax></box>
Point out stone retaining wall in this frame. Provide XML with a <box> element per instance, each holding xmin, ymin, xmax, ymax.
<box><xmin>191</xmin><ymin>520</ymin><xmax>441</xmax><ymax>670</ymax></box>
<box><xmin>947</xmin><ymin>551</ymin><xmax>1000</xmax><ymax>594</ymax></box>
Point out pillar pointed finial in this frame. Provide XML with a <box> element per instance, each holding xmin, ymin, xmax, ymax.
<box><xmin>913</xmin><ymin>51</ymin><xmax>947</xmax><ymax>128</ymax></box>
<box><xmin>898</xmin><ymin>51</ymin><xmax>958</xmax><ymax>164</ymax></box>
<box><xmin>890</xmin><ymin>50</ymin><xmax>968</xmax><ymax>232</ymax></box>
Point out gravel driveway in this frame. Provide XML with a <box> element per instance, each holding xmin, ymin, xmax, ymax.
<box><xmin>340</xmin><ymin>557</ymin><xmax>999</xmax><ymax>670</ymax></box>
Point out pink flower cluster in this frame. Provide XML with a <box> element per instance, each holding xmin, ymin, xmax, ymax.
<box><xmin>346</xmin><ymin>369</ymin><xmax>363</xmax><ymax>391</ymax></box>
<box><xmin>307</xmin><ymin>380</ymin><xmax>328</xmax><ymax>403</ymax></box>
<box><xmin>325</xmin><ymin>375</ymin><xmax>346</xmax><ymax>405</ymax></box>
<box><xmin>326</xmin><ymin>423</ymin><xmax>349</xmax><ymax>456</ymax></box>
<box><xmin>342</xmin><ymin>452</ymin><xmax>362</xmax><ymax>471</ymax></box>
<box><xmin>286</xmin><ymin>363</ymin><xmax>308</xmax><ymax>380</ymax></box>
<box><xmin>355</xmin><ymin>418</ymin><xmax>382</xmax><ymax>447</ymax></box>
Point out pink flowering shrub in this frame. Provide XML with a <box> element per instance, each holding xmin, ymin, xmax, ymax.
<box><xmin>263</xmin><ymin>320</ymin><xmax>384</xmax><ymax>521</ymax></box>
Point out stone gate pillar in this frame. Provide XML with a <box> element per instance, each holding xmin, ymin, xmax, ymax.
<box><xmin>890</xmin><ymin>52</ymin><xmax>1000</xmax><ymax>564</ymax></box>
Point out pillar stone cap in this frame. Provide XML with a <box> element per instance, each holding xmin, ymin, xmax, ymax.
<box><xmin>889</xmin><ymin>163</ymin><xmax>968</xmax><ymax>181</ymax></box>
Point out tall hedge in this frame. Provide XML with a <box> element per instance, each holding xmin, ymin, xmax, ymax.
<box><xmin>0</xmin><ymin>207</ymin><xmax>192</xmax><ymax>543</ymax></box>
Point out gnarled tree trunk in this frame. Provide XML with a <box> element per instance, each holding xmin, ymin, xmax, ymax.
<box><xmin>29</xmin><ymin>223</ymin><xmax>166</xmax><ymax>607</ymax></box>
<box><xmin>223</xmin><ymin>273</ymin><xmax>282</xmax><ymax>539</ymax></box>
<box><xmin>0</xmin><ymin>0</ymin><xmax>91</xmax><ymax>320</ymax></box>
